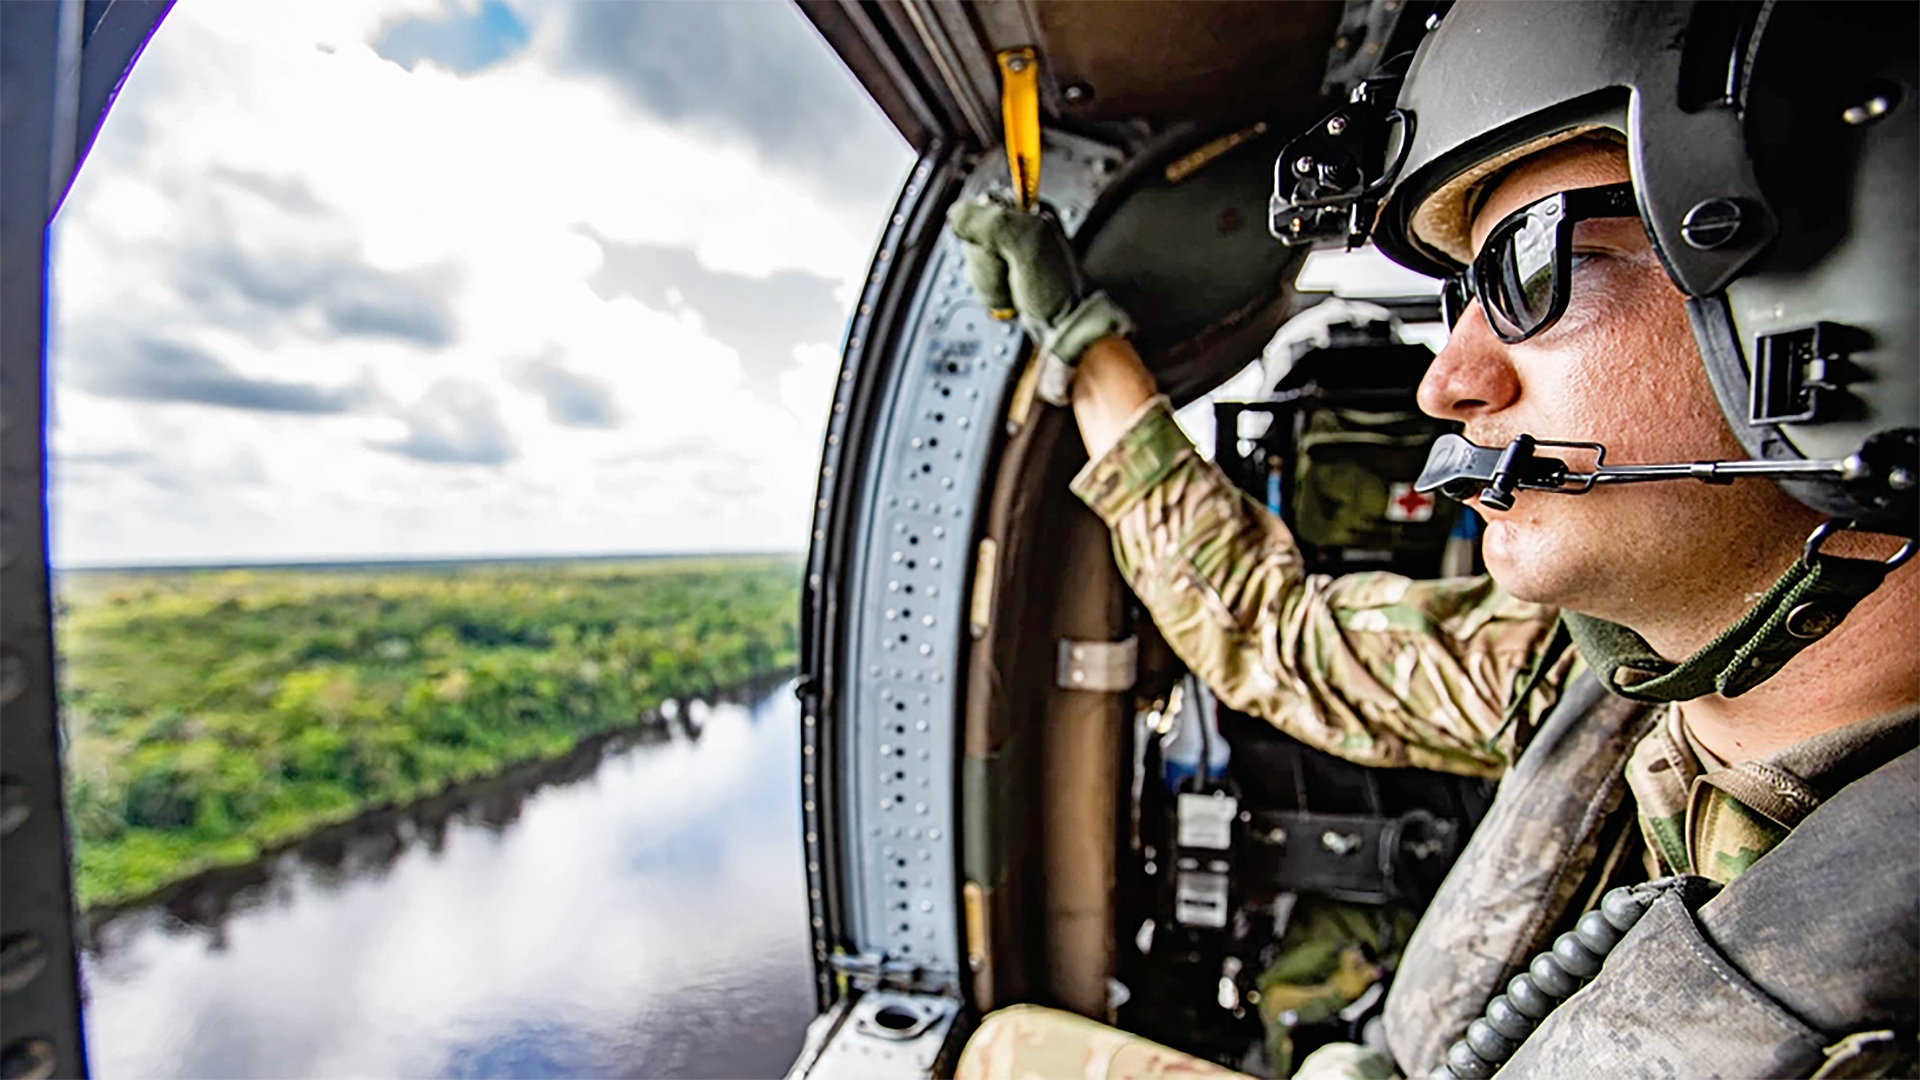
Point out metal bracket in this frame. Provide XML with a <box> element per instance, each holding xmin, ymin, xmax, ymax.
<box><xmin>1751</xmin><ymin>322</ymin><xmax>1851</xmax><ymax>425</ymax></box>
<box><xmin>827</xmin><ymin>951</ymin><xmax>950</xmax><ymax>996</ymax></box>
<box><xmin>1244</xmin><ymin>808</ymin><xmax>1461</xmax><ymax>905</ymax></box>
<box><xmin>785</xmin><ymin>990</ymin><xmax>961</xmax><ymax>1080</ymax></box>
<box><xmin>1055</xmin><ymin>636</ymin><xmax>1137</xmax><ymax>692</ymax></box>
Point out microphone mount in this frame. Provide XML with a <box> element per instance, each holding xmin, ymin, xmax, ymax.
<box><xmin>1414</xmin><ymin>433</ymin><xmax>1880</xmax><ymax>512</ymax></box>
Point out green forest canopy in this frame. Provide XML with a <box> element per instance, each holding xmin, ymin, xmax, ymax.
<box><xmin>57</xmin><ymin>555</ymin><xmax>799</xmax><ymax>908</ymax></box>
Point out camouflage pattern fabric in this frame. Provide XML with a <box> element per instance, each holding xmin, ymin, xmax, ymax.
<box><xmin>1255</xmin><ymin>900</ymin><xmax>1419</xmax><ymax>1077</ymax></box>
<box><xmin>975</xmin><ymin>402</ymin><xmax>1920</xmax><ymax>1080</ymax></box>
<box><xmin>1071</xmin><ymin>398</ymin><xmax>1573</xmax><ymax>778</ymax></box>
<box><xmin>954</xmin><ymin>1004</ymin><xmax>1405</xmax><ymax>1080</ymax></box>
<box><xmin>1623</xmin><ymin>704</ymin><xmax>1701</xmax><ymax>876</ymax></box>
<box><xmin>1627</xmin><ymin>701</ymin><xmax>1920</xmax><ymax>885</ymax></box>
<box><xmin>956</xmin><ymin>1005</ymin><xmax>1251</xmax><ymax>1080</ymax></box>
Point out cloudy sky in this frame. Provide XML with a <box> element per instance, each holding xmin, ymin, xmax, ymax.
<box><xmin>49</xmin><ymin>0</ymin><xmax>912</xmax><ymax>568</ymax></box>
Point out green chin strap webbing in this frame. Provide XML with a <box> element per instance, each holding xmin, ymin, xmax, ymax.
<box><xmin>1564</xmin><ymin>522</ymin><xmax>1915</xmax><ymax>703</ymax></box>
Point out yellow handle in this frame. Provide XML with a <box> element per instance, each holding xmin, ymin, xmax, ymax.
<box><xmin>996</xmin><ymin>48</ymin><xmax>1041</xmax><ymax>212</ymax></box>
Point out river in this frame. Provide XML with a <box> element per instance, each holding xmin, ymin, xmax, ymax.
<box><xmin>79</xmin><ymin>683</ymin><xmax>817</xmax><ymax>1079</ymax></box>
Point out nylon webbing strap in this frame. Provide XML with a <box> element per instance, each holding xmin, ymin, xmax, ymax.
<box><xmin>1564</xmin><ymin>552</ymin><xmax>1895</xmax><ymax>702</ymax></box>
<box><xmin>1486</xmin><ymin>619</ymin><xmax>1573</xmax><ymax>753</ymax></box>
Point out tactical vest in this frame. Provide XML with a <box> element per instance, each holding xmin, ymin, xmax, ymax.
<box><xmin>1381</xmin><ymin>673</ymin><xmax>1920</xmax><ymax>1078</ymax></box>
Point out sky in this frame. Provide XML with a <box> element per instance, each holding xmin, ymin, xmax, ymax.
<box><xmin>49</xmin><ymin>0</ymin><xmax>913</xmax><ymax>568</ymax></box>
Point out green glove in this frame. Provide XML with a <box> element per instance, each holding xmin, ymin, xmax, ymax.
<box><xmin>946</xmin><ymin>193</ymin><xmax>1132</xmax><ymax>404</ymax></box>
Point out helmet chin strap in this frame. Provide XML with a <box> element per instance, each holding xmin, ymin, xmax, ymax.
<box><xmin>1416</xmin><ymin>434</ymin><xmax>1916</xmax><ymax>702</ymax></box>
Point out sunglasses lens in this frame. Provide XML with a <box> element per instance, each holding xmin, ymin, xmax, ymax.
<box><xmin>1485</xmin><ymin>211</ymin><xmax>1560</xmax><ymax>340</ymax></box>
<box><xmin>1441</xmin><ymin>278</ymin><xmax>1468</xmax><ymax>329</ymax></box>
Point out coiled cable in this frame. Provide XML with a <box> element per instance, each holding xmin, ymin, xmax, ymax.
<box><xmin>1429</xmin><ymin>883</ymin><xmax>1661</xmax><ymax>1079</ymax></box>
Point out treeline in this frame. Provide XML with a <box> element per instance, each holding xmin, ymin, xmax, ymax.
<box><xmin>56</xmin><ymin>556</ymin><xmax>800</xmax><ymax>908</ymax></box>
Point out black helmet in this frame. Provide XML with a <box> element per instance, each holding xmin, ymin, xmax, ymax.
<box><xmin>1275</xmin><ymin>1</ymin><xmax>1917</xmax><ymax>534</ymax></box>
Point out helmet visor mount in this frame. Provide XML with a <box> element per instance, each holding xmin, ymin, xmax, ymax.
<box><xmin>1441</xmin><ymin>182</ymin><xmax>1638</xmax><ymax>343</ymax></box>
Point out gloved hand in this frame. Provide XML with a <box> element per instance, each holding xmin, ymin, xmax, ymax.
<box><xmin>946</xmin><ymin>193</ymin><xmax>1133</xmax><ymax>405</ymax></box>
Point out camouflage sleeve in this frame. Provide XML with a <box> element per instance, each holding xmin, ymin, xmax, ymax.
<box><xmin>1070</xmin><ymin>398</ymin><xmax>1571</xmax><ymax>778</ymax></box>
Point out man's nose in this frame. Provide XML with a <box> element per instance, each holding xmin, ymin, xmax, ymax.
<box><xmin>1417</xmin><ymin>306</ymin><xmax>1520</xmax><ymax>422</ymax></box>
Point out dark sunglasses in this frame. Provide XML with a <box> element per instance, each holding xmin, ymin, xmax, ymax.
<box><xmin>1440</xmin><ymin>182</ymin><xmax>1639</xmax><ymax>343</ymax></box>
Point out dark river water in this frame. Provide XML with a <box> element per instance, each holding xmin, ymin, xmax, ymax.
<box><xmin>79</xmin><ymin>683</ymin><xmax>817</xmax><ymax>1079</ymax></box>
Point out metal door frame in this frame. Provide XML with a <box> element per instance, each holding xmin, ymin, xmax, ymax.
<box><xmin>3</xmin><ymin>4</ymin><xmax>172</xmax><ymax>1076</ymax></box>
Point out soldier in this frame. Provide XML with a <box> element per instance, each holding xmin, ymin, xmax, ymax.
<box><xmin>946</xmin><ymin>2</ymin><xmax>1916</xmax><ymax>1077</ymax></box>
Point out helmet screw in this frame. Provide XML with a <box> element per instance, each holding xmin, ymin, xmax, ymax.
<box><xmin>1326</xmin><ymin>116</ymin><xmax>1348</xmax><ymax>137</ymax></box>
<box><xmin>1063</xmin><ymin>83</ymin><xmax>1092</xmax><ymax>105</ymax></box>
<box><xmin>1005</xmin><ymin>54</ymin><xmax>1029</xmax><ymax>74</ymax></box>
<box><xmin>1682</xmin><ymin>198</ymin><xmax>1744</xmax><ymax>250</ymax></box>
<box><xmin>1293</xmin><ymin>156</ymin><xmax>1315</xmax><ymax>176</ymax></box>
<box><xmin>1289</xmin><ymin>216</ymin><xmax>1305</xmax><ymax>235</ymax></box>
<box><xmin>1889</xmin><ymin>466</ymin><xmax>1915</xmax><ymax>492</ymax></box>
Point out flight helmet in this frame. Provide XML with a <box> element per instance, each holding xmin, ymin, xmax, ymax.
<box><xmin>1270</xmin><ymin>1</ymin><xmax>1916</xmax><ymax>700</ymax></box>
<box><xmin>1274</xmin><ymin>1</ymin><xmax>1917</xmax><ymax>535</ymax></box>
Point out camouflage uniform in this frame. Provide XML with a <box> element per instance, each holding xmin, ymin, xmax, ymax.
<box><xmin>958</xmin><ymin>400</ymin><xmax>1918</xmax><ymax>1079</ymax></box>
<box><xmin>1625</xmin><ymin>698</ymin><xmax>1918</xmax><ymax>885</ymax></box>
<box><xmin>957</xmin><ymin>1006</ymin><xmax>1247</xmax><ymax>1080</ymax></box>
<box><xmin>1072</xmin><ymin>399</ymin><xmax>1573</xmax><ymax>780</ymax></box>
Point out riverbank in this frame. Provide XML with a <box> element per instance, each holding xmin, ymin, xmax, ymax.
<box><xmin>81</xmin><ymin>671</ymin><xmax>792</xmax><ymax>934</ymax></box>
<box><xmin>80</xmin><ymin>682</ymin><xmax>817</xmax><ymax>1080</ymax></box>
<box><xmin>57</xmin><ymin>557</ymin><xmax>799</xmax><ymax>909</ymax></box>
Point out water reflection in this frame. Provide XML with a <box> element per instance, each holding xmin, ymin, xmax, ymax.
<box><xmin>82</xmin><ymin>682</ymin><xmax>815</xmax><ymax>1079</ymax></box>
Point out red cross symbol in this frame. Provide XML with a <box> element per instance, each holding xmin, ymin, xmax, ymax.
<box><xmin>1386</xmin><ymin>482</ymin><xmax>1434</xmax><ymax>522</ymax></box>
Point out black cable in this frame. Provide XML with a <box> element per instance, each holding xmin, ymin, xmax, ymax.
<box><xmin>1192</xmin><ymin>677</ymin><xmax>1214</xmax><ymax>794</ymax></box>
<box><xmin>1429</xmin><ymin>882</ymin><xmax>1662</xmax><ymax>1079</ymax></box>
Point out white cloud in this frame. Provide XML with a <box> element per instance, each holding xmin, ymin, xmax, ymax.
<box><xmin>49</xmin><ymin>0</ymin><xmax>911</xmax><ymax>566</ymax></box>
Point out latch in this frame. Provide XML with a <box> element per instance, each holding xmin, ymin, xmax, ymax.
<box><xmin>1751</xmin><ymin>322</ymin><xmax>1854</xmax><ymax>425</ymax></box>
<box><xmin>1055</xmin><ymin>636</ymin><xmax>1137</xmax><ymax>692</ymax></box>
<box><xmin>827</xmin><ymin>952</ymin><xmax>933</xmax><ymax>994</ymax></box>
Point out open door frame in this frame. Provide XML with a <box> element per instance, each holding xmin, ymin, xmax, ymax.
<box><xmin>2</xmin><ymin>3</ymin><xmax>171</xmax><ymax>1075</ymax></box>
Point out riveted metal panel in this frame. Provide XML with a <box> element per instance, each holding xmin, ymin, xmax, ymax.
<box><xmin>828</xmin><ymin>131</ymin><xmax>1124</xmax><ymax>993</ymax></box>
<box><xmin>799</xmin><ymin>141</ymin><xmax>962</xmax><ymax>1008</ymax></box>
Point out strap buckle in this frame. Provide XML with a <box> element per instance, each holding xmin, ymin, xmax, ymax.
<box><xmin>1801</xmin><ymin>518</ymin><xmax>1917</xmax><ymax>571</ymax></box>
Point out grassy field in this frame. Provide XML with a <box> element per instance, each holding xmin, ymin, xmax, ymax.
<box><xmin>56</xmin><ymin>555</ymin><xmax>799</xmax><ymax>909</ymax></box>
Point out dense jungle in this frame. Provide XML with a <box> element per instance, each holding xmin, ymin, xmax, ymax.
<box><xmin>56</xmin><ymin>555</ymin><xmax>800</xmax><ymax>908</ymax></box>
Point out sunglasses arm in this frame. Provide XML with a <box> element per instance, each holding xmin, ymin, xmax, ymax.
<box><xmin>1415</xmin><ymin>433</ymin><xmax>1878</xmax><ymax>511</ymax></box>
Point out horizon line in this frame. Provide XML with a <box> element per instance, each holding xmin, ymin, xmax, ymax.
<box><xmin>54</xmin><ymin>549</ymin><xmax>806</xmax><ymax>574</ymax></box>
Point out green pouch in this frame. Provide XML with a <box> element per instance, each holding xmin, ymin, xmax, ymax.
<box><xmin>1293</xmin><ymin>407</ymin><xmax>1458</xmax><ymax>551</ymax></box>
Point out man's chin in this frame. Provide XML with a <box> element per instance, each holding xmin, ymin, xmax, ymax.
<box><xmin>1480</xmin><ymin>528</ymin><xmax>1611</xmax><ymax>616</ymax></box>
<box><xmin>1481</xmin><ymin>517</ymin><xmax>1518</xmax><ymax>572</ymax></box>
<box><xmin>1479</xmin><ymin>521</ymin><xmax>1562</xmax><ymax>605</ymax></box>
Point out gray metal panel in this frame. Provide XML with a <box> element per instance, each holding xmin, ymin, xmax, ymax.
<box><xmin>833</xmin><ymin>132</ymin><xmax>1123</xmax><ymax>989</ymax></box>
<box><xmin>800</xmin><ymin>144</ymin><xmax>959</xmax><ymax>1008</ymax></box>
<box><xmin>895</xmin><ymin>1</ymin><xmax>999</xmax><ymax>148</ymax></box>
<box><xmin>2</xmin><ymin>2</ymin><xmax>92</xmax><ymax>1077</ymax></box>
<box><xmin>57</xmin><ymin>1</ymin><xmax>174</xmax><ymax>216</ymax></box>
